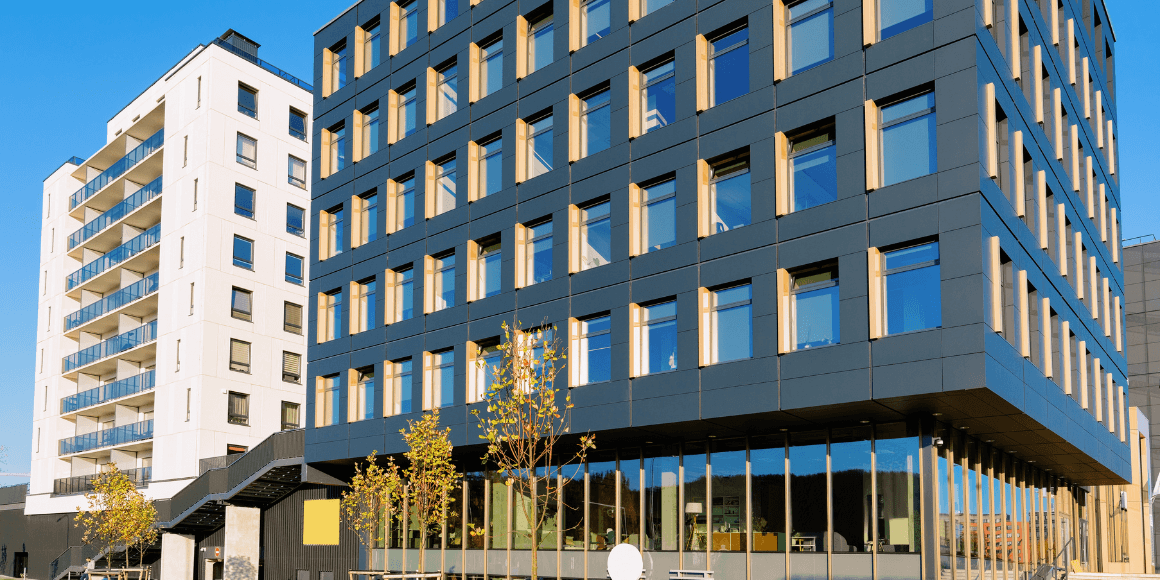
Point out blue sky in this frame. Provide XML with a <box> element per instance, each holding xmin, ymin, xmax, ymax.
<box><xmin>0</xmin><ymin>1</ymin><xmax>1157</xmax><ymax>486</ymax></box>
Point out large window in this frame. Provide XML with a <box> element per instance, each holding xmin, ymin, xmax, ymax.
<box><xmin>321</xmin><ymin>289</ymin><xmax>343</xmax><ymax>342</ymax></box>
<box><xmin>238</xmin><ymin>84</ymin><xmax>258</xmax><ymax>118</ymax></box>
<box><xmin>750</xmin><ymin>435</ymin><xmax>786</xmax><ymax>552</ymax></box>
<box><xmin>790</xmin><ymin>125</ymin><xmax>837</xmax><ymax>211</ymax></box>
<box><xmin>524</xmin><ymin>220</ymin><xmax>553</xmax><ymax>285</ymax></box>
<box><xmin>789</xmin><ymin>265</ymin><xmax>839</xmax><ymax>349</ymax></box>
<box><xmin>709</xmin><ymin>154</ymin><xmax>751</xmax><ymax>233</ymax></box>
<box><xmin>479</xmin><ymin>38</ymin><xmax>504</xmax><ymax>99</ymax></box>
<box><xmin>470</xmin><ymin>340</ymin><xmax>502</xmax><ymax>402</ymax></box>
<box><xmin>707</xmin><ymin>283</ymin><xmax>752</xmax><ymax>363</ymax></box>
<box><xmin>876</xmin><ymin>423</ymin><xmax>920</xmax><ymax>551</ymax></box>
<box><xmin>363</xmin><ymin>20</ymin><xmax>381</xmax><ymax>71</ymax></box>
<box><xmin>576</xmin><ymin>314</ymin><xmax>611</xmax><ymax>385</ymax></box>
<box><xmin>233</xmin><ymin>235</ymin><xmax>254</xmax><ymax>270</ymax></box>
<box><xmin>882</xmin><ymin>241</ymin><xmax>941</xmax><ymax>334</ymax></box>
<box><xmin>527</xmin><ymin>14</ymin><xmax>554</xmax><ymax>75</ymax></box>
<box><xmin>285</xmin><ymin>253</ymin><xmax>304</xmax><ymax>285</ymax></box>
<box><xmin>227</xmin><ymin>391</ymin><xmax>250</xmax><ymax>424</ymax></box>
<box><xmin>329</xmin><ymin>124</ymin><xmax>347</xmax><ymax>173</ymax></box>
<box><xmin>386</xmin><ymin>359</ymin><xmax>414</xmax><ymax>416</ymax></box>
<box><xmin>317</xmin><ymin>374</ymin><xmax>341</xmax><ymax>427</ymax></box>
<box><xmin>435</xmin><ymin>158</ymin><xmax>457</xmax><ymax>215</ymax></box>
<box><xmin>588</xmin><ymin>451</ymin><xmax>618</xmax><ymax>550</ymax></box>
<box><xmin>788</xmin><ymin>0</ymin><xmax>834</xmax><ymax>74</ymax></box>
<box><xmin>359</xmin><ymin>192</ymin><xmax>378</xmax><ymax>245</ymax></box>
<box><xmin>231</xmin><ymin>287</ymin><xmax>253</xmax><ymax>322</ymax></box>
<box><xmin>580</xmin><ymin>89</ymin><xmax>611</xmax><ymax>158</ymax></box>
<box><xmin>286</xmin><ymin>204</ymin><xmax>305</xmax><ymax>237</ymax></box>
<box><xmin>288</xmin><ymin>156</ymin><xmax>307</xmax><ymax>189</ymax></box>
<box><xmin>354</xmin><ymin>278</ymin><xmax>376</xmax><ymax>333</ymax></box>
<box><xmin>580</xmin><ymin>0</ymin><xmax>610</xmax><ymax>47</ymax></box>
<box><xmin>436</xmin><ymin>63</ymin><xmax>458</xmax><ymax>120</ymax></box>
<box><xmin>638</xmin><ymin>178</ymin><xmax>676</xmax><ymax>254</ymax></box>
<box><xmin>526</xmin><ymin>115</ymin><xmax>553</xmax><ymax>180</ymax></box>
<box><xmin>641</xmin><ymin>60</ymin><xmax>675</xmax><ymax>134</ymax></box>
<box><xmin>709</xmin><ymin>439</ymin><xmax>747</xmax><ymax>552</ymax></box>
<box><xmin>425</xmin><ymin>349</ymin><xmax>455</xmax><ymax>409</ymax></box>
<box><xmin>579</xmin><ymin>200</ymin><xmax>611</xmax><ymax>270</ymax></box>
<box><xmin>228</xmin><ymin>340</ymin><xmax>251</xmax><ymax>374</ymax></box>
<box><xmin>352</xmin><ymin>366</ymin><xmax>376</xmax><ymax>422</ymax></box>
<box><xmin>478</xmin><ymin>136</ymin><xmax>503</xmax><ymax>198</ymax></box>
<box><xmin>399</xmin><ymin>85</ymin><xmax>418</xmax><ymax>139</ymax></box>
<box><xmin>399</xmin><ymin>0</ymin><xmax>420</xmax><ymax>50</ymax></box>
<box><xmin>234</xmin><ymin>184</ymin><xmax>255</xmax><ymax>219</ymax></box>
<box><xmin>324</xmin><ymin>205</ymin><xmax>345</xmax><ymax>259</ymax></box>
<box><xmin>643</xmin><ymin>445</ymin><xmax>679</xmax><ymax>551</ymax></box>
<box><xmin>879</xmin><ymin>0</ymin><xmax>934</xmax><ymax>40</ymax></box>
<box><xmin>362</xmin><ymin>105</ymin><xmax>380</xmax><ymax>157</ymax></box>
<box><xmin>236</xmin><ymin>133</ymin><xmax>257</xmax><ymax>168</ymax></box>
<box><xmin>880</xmin><ymin>92</ymin><xmax>936</xmax><ymax>187</ymax></box>
<box><xmin>394</xmin><ymin>176</ymin><xmax>416</xmax><ymax>231</ymax></box>
<box><xmin>830</xmin><ymin>427</ymin><xmax>871</xmax><ymax>552</ymax></box>
<box><xmin>637</xmin><ymin>300</ymin><xmax>677</xmax><ymax>375</ymax></box>
<box><xmin>392</xmin><ymin>266</ymin><xmax>415</xmax><ymax>322</ymax></box>
<box><xmin>330</xmin><ymin>42</ymin><xmax>348</xmax><ymax>91</ymax></box>
<box><xmin>432</xmin><ymin>252</ymin><xmax>456</xmax><ymax>311</ymax></box>
<box><xmin>475</xmin><ymin>238</ymin><xmax>502</xmax><ymax>299</ymax></box>
<box><xmin>709</xmin><ymin>26</ymin><xmax>749</xmax><ymax>107</ymax></box>
<box><xmin>789</xmin><ymin>430</ymin><xmax>827</xmax><ymax>551</ymax></box>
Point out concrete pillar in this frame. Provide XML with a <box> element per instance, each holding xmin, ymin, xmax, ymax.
<box><xmin>224</xmin><ymin>505</ymin><xmax>260</xmax><ymax>580</ymax></box>
<box><xmin>160</xmin><ymin>533</ymin><xmax>195</xmax><ymax>580</ymax></box>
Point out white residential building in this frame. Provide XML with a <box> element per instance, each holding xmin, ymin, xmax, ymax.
<box><xmin>29</xmin><ymin>31</ymin><xmax>312</xmax><ymax>515</ymax></box>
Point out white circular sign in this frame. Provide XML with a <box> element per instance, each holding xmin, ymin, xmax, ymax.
<box><xmin>607</xmin><ymin>543</ymin><xmax>644</xmax><ymax>580</ymax></box>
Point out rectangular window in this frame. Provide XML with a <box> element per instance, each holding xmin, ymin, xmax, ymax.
<box><xmin>580</xmin><ymin>0</ymin><xmax>611</xmax><ymax>47</ymax></box>
<box><xmin>284</xmin><ymin>301</ymin><xmax>303</xmax><ymax>334</ymax></box>
<box><xmin>526</xmin><ymin>114</ymin><xmax>554</xmax><ymax>180</ymax></box>
<box><xmin>470</xmin><ymin>340</ymin><xmax>503</xmax><ymax>402</ymax></box>
<box><xmin>285</xmin><ymin>253</ymin><xmax>304</xmax><ymax>285</ymax></box>
<box><xmin>880</xmin><ymin>0</ymin><xmax>933</xmax><ymax>40</ymax></box>
<box><xmin>290</xmin><ymin>109</ymin><xmax>308</xmax><ymax>141</ymax></box>
<box><xmin>479</xmin><ymin>38</ymin><xmax>504</xmax><ymax>99</ymax></box>
<box><xmin>399</xmin><ymin>0</ymin><xmax>420</xmax><ymax>50</ymax></box>
<box><xmin>750</xmin><ymin>435</ymin><xmax>787</xmax><ymax>553</ymax></box>
<box><xmin>329</xmin><ymin>124</ymin><xmax>347</xmax><ymax>174</ymax></box>
<box><xmin>641</xmin><ymin>60</ymin><xmax>675</xmax><ymax>134</ymax></box>
<box><xmin>359</xmin><ymin>192</ymin><xmax>378</xmax><ymax>245</ymax></box>
<box><xmin>579</xmin><ymin>89</ymin><xmax>611</xmax><ymax>158</ymax></box>
<box><xmin>317</xmin><ymin>374</ymin><xmax>341</xmax><ymax>427</ymax></box>
<box><xmin>709</xmin><ymin>26</ymin><xmax>749</xmax><ymax>107</ymax></box>
<box><xmin>196</xmin><ymin>76</ymin><xmax>202</xmax><ymax>108</ymax></box>
<box><xmin>386</xmin><ymin>359</ymin><xmax>414</xmax><ymax>416</ymax></box>
<box><xmin>708</xmin><ymin>284</ymin><xmax>753</xmax><ymax>363</ymax></box>
<box><xmin>229</xmin><ymin>340</ymin><xmax>251</xmax><ymax>374</ymax></box>
<box><xmin>637</xmin><ymin>178</ymin><xmax>676</xmax><ymax>254</ymax></box>
<box><xmin>363</xmin><ymin>21</ymin><xmax>381</xmax><ymax>71</ymax></box>
<box><xmin>180</xmin><ymin>237</ymin><xmax>185</xmax><ymax>268</ymax></box>
<box><xmin>362</xmin><ymin>106</ymin><xmax>380</xmax><ymax>158</ymax></box>
<box><xmin>431</xmin><ymin>252</ymin><xmax>456</xmax><ymax>311</ymax></box>
<box><xmin>353</xmin><ymin>278</ymin><xmax>377</xmax><ymax>333</ymax></box>
<box><xmin>637</xmin><ymin>300</ymin><xmax>678</xmax><ymax>375</ymax></box>
<box><xmin>425</xmin><ymin>349</ymin><xmax>455</xmax><ymax>409</ymax></box>
<box><xmin>392</xmin><ymin>266</ymin><xmax>415</xmax><ymax>322</ymax></box>
<box><xmin>527</xmin><ymin>14</ymin><xmax>555</xmax><ymax>75</ymax></box>
<box><xmin>192</xmin><ymin>178</ymin><xmax>198</xmax><ymax>211</ymax></box>
<box><xmin>880</xmin><ymin>92</ymin><xmax>936</xmax><ymax>186</ymax></box>
<box><xmin>234</xmin><ymin>184</ymin><xmax>255</xmax><ymax>219</ymax></box>
<box><xmin>183</xmin><ymin>136</ymin><xmax>188</xmax><ymax>167</ymax></box>
<box><xmin>288</xmin><ymin>156</ymin><xmax>307</xmax><ymax>189</ymax></box>
<box><xmin>579</xmin><ymin>200</ymin><xmax>611</xmax><ymax>270</ymax></box>
<box><xmin>236</xmin><ymin>133</ymin><xmax>257</xmax><ymax>168</ymax></box>
<box><xmin>321</xmin><ymin>289</ymin><xmax>343</xmax><ymax>342</ymax></box>
<box><xmin>287</xmin><ymin>204</ymin><xmax>305</xmax><ymax>237</ymax></box>
<box><xmin>233</xmin><ymin>235</ymin><xmax>254</xmax><ymax>270</ymax></box>
<box><xmin>399</xmin><ymin>85</ymin><xmax>419</xmax><ymax>139</ymax></box>
<box><xmin>330</xmin><ymin>42</ymin><xmax>348</xmax><ymax>91</ymax></box>
<box><xmin>283</xmin><ymin>351</ymin><xmax>302</xmax><ymax>383</ymax></box>
<box><xmin>434</xmin><ymin>158</ymin><xmax>457</xmax><ymax>216</ymax></box>
<box><xmin>883</xmin><ymin>241</ymin><xmax>942</xmax><ymax>334</ymax></box>
<box><xmin>436</xmin><ymin>63</ymin><xmax>458</xmax><ymax>120</ymax></box>
<box><xmin>475</xmin><ymin>237</ymin><xmax>502</xmax><ymax>299</ymax></box>
<box><xmin>231</xmin><ymin>287</ymin><xmax>253</xmax><ymax>321</ymax></box>
<box><xmin>576</xmin><ymin>314</ymin><xmax>611</xmax><ymax>385</ymax></box>
<box><xmin>1000</xmin><ymin>254</ymin><xmax>1021</xmax><ymax>351</ymax></box>
<box><xmin>439</xmin><ymin>0</ymin><xmax>459</xmax><ymax>26</ymax></box>
<box><xmin>237</xmin><ymin>84</ymin><xmax>258</xmax><ymax>118</ymax></box>
<box><xmin>324</xmin><ymin>205</ymin><xmax>345</xmax><ymax>258</ymax></box>
<box><xmin>281</xmin><ymin>401</ymin><xmax>301</xmax><ymax>430</ymax></box>
<box><xmin>790</xmin><ymin>265</ymin><xmax>840</xmax><ymax>349</ymax></box>
<box><xmin>708</xmin><ymin>154</ymin><xmax>752</xmax><ymax>233</ymax></box>
<box><xmin>186</xmin><ymin>389</ymin><xmax>192</xmax><ymax>421</ymax></box>
<box><xmin>477</xmin><ymin>136</ymin><xmax>503</xmax><ymax>198</ymax></box>
<box><xmin>524</xmin><ymin>220</ymin><xmax>553</xmax><ymax>285</ymax></box>
<box><xmin>176</xmin><ymin>338</ymin><xmax>181</xmax><ymax>372</ymax></box>
<box><xmin>790</xmin><ymin>125</ymin><xmax>837</xmax><ymax>211</ymax></box>
<box><xmin>639</xmin><ymin>0</ymin><xmax>674</xmax><ymax>18</ymax></box>
<box><xmin>788</xmin><ymin>0</ymin><xmax>834</xmax><ymax>75</ymax></box>
<box><xmin>394</xmin><ymin>175</ymin><xmax>417</xmax><ymax>231</ymax></box>
<box><xmin>353</xmin><ymin>366</ymin><xmax>376</xmax><ymax>422</ymax></box>
<box><xmin>227</xmin><ymin>391</ymin><xmax>250</xmax><ymax>424</ymax></box>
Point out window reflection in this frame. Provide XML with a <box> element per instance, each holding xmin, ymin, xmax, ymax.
<box><xmin>643</xmin><ymin>445</ymin><xmax>680</xmax><ymax>551</ymax></box>
<box><xmin>789</xmin><ymin>430</ymin><xmax>827</xmax><ymax>552</ymax></box>
<box><xmin>709</xmin><ymin>438</ymin><xmax>746</xmax><ymax>552</ymax></box>
<box><xmin>750</xmin><ymin>435</ymin><xmax>786</xmax><ymax>552</ymax></box>
<box><xmin>830</xmin><ymin>426</ymin><xmax>871</xmax><ymax>552</ymax></box>
<box><xmin>683</xmin><ymin>442</ymin><xmax>707</xmax><ymax>552</ymax></box>
<box><xmin>588</xmin><ymin>451</ymin><xmax>618</xmax><ymax>550</ymax></box>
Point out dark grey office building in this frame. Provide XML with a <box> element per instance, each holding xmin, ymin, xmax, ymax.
<box><xmin>1125</xmin><ymin>238</ymin><xmax>1160</xmax><ymax>565</ymax></box>
<box><xmin>306</xmin><ymin>0</ymin><xmax>1128</xmax><ymax>577</ymax></box>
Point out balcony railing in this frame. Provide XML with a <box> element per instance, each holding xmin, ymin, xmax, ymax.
<box><xmin>68</xmin><ymin>176</ymin><xmax>162</xmax><ymax>250</ymax></box>
<box><xmin>66</xmin><ymin>225</ymin><xmax>160</xmax><ymax>291</ymax></box>
<box><xmin>60</xmin><ymin>370</ymin><xmax>156</xmax><ymax>414</ymax></box>
<box><xmin>59</xmin><ymin>420</ymin><xmax>153</xmax><ymax>455</ymax></box>
<box><xmin>69</xmin><ymin>129</ymin><xmax>164</xmax><ymax>210</ymax></box>
<box><xmin>212</xmin><ymin>38</ymin><xmax>313</xmax><ymax>92</ymax></box>
<box><xmin>64</xmin><ymin>273</ymin><xmax>159</xmax><ymax>331</ymax></box>
<box><xmin>62</xmin><ymin>320</ymin><xmax>157</xmax><ymax>373</ymax></box>
<box><xmin>53</xmin><ymin>466</ymin><xmax>151</xmax><ymax>496</ymax></box>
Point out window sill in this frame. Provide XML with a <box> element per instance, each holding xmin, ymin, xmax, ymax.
<box><xmin>878</xmin><ymin>326</ymin><xmax>941</xmax><ymax>339</ymax></box>
<box><xmin>574</xmin><ymin>379</ymin><xmax>611</xmax><ymax>388</ymax></box>
<box><xmin>787</xmin><ymin>342</ymin><xmax>842</xmax><ymax>353</ymax></box>
<box><xmin>634</xmin><ymin>368</ymin><xmax>679</xmax><ymax>378</ymax></box>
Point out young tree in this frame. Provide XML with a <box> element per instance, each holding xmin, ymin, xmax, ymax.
<box><xmin>399</xmin><ymin>409</ymin><xmax>457</xmax><ymax>573</ymax></box>
<box><xmin>340</xmin><ymin>452</ymin><xmax>401</xmax><ymax>572</ymax></box>
<box><xmin>125</xmin><ymin>490</ymin><xmax>159</xmax><ymax>571</ymax></box>
<box><xmin>75</xmin><ymin>464</ymin><xmax>136</xmax><ymax>569</ymax></box>
<box><xmin>471</xmin><ymin>322</ymin><xmax>595</xmax><ymax>580</ymax></box>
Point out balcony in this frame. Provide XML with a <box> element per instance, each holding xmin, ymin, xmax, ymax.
<box><xmin>65</xmin><ymin>273</ymin><xmax>159</xmax><ymax>334</ymax></box>
<box><xmin>53</xmin><ymin>466</ymin><xmax>151</xmax><ymax>496</ymax></box>
<box><xmin>62</xmin><ymin>320</ymin><xmax>157</xmax><ymax>375</ymax></box>
<box><xmin>69</xmin><ymin>129</ymin><xmax>163</xmax><ymax>211</ymax></box>
<box><xmin>59</xmin><ymin>420</ymin><xmax>153</xmax><ymax>456</ymax></box>
<box><xmin>68</xmin><ymin>176</ymin><xmax>162</xmax><ymax>253</ymax></box>
<box><xmin>66</xmin><ymin>225</ymin><xmax>160</xmax><ymax>294</ymax></box>
<box><xmin>61</xmin><ymin>370</ymin><xmax>155</xmax><ymax>415</ymax></box>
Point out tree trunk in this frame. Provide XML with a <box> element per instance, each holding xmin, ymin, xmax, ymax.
<box><xmin>530</xmin><ymin>542</ymin><xmax>538</xmax><ymax>580</ymax></box>
<box><xmin>419</xmin><ymin>526</ymin><xmax>427</xmax><ymax>574</ymax></box>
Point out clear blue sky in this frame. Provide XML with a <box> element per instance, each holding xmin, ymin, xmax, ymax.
<box><xmin>0</xmin><ymin>1</ymin><xmax>1157</xmax><ymax>486</ymax></box>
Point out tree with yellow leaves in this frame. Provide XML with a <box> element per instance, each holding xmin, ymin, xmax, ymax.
<box><xmin>470</xmin><ymin>322</ymin><xmax>595</xmax><ymax>580</ymax></box>
<box><xmin>399</xmin><ymin>409</ymin><xmax>457</xmax><ymax>573</ymax></box>
<box><xmin>341</xmin><ymin>452</ymin><xmax>401</xmax><ymax>573</ymax></box>
<box><xmin>75</xmin><ymin>463</ymin><xmax>156</xmax><ymax>571</ymax></box>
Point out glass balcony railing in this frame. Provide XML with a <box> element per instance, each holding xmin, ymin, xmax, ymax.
<box><xmin>59</xmin><ymin>420</ymin><xmax>153</xmax><ymax>456</ymax></box>
<box><xmin>212</xmin><ymin>38</ymin><xmax>313</xmax><ymax>92</ymax></box>
<box><xmin>60</xmin><ymin>370</ymin><xmax>156</xmax><ymax>414</ymax></box>
<box><xmin>62</xmin><ymin>320</ymin><xmax>157</xmax><ymax>373</ymax></box>
<box><xmin>69</xmin><ymin>129</ymin><xmax>164</xmax><ymax>210</ymax></box>
<box><xmin>53</xmin><ymin>466</ymin><xmax>151</xmax><ymax>496</ymax></box>
<box><xmin>64</xmin><ymin>273</ymin><xmax>159</xmax><ymax>331</ymax></box>
<box><xmin>68</xmin><ymin>176</ymin><xmax>162</xmax><ymax>250</ymax></box>
<box><xmin>66</xmin><ymin>225</ymin><xmax>160</xmax><ymax>291</ymax></box>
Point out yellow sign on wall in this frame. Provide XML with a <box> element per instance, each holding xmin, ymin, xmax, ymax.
<box><xmin>303</xmin><ymin>499</ymin><xmax>340</xmax><ymax>545</ymax></box>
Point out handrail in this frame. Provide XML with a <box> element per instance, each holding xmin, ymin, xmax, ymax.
<box><xmin>68</xmin><ymin>177</ymin><xmax>162</xmax><ymax>250</ymax></box>
<box><xmin>59</xmin><ymin>420</ymin><xmax>153</xmax><ymax>455</ymax></box>
<box><xmin>61</xmin><ymin>370</ymin><xmax>156</xmax><ymax>414</ymax></box>
<box><xmin>70</xmin><ymin>129</ymin><xmax>164</xmax><ymax>210</ymax></box>
<box><xmin>53</xmin><ymin>466</ymin><xmax>151</xmax><ymax>496</ymax></box>
<box><xmin>64</xmin><ymin>273</ymin><xmax>159</xmax><ymax>331</ymax></box>
<box><xmin>62</xmin><ymin>320</ymin><xmax>157</xmax><ymax>373</ymax></box>
<box><xmin>212</xmin><ymin>39</ymin><xmax>312</xmax><ymax>92</ymax></box>
<box><xmin>66</xmin><ymin>225</ymin><xmax>161</xmax><ymax>291</ymax></box>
